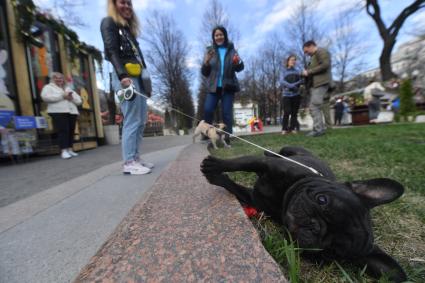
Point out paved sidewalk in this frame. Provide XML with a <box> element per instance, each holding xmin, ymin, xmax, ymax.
<box><xmin>0</xmin><ymin>135</ymin><xmax>192</xmax><ymax>207</ymax></box>
<box><xmin>1</xmin><ymin>129</ymin><xmax>287</xmax><ymax>283</ymax></box>
<box><xmin>75</xmin><ymin>144</ymin><xmax>287</xmax><ymax>282</ymax></box>
<box><xmin>0</xmin><ymin>145</ymin><xmax>186</xmax><ymax>283</ymax></box>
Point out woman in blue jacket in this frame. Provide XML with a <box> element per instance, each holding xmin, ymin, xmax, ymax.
<box><xmin>280</xmin><ymin>55</ymin><xmax>303</xmax><ymax>134</ymax></box>
<box><xmin>201</xmin><ymin>26</ymin><xmax>244</xmax><ymax>145</ymax></box>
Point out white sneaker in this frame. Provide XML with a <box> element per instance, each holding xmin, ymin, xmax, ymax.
<box><xmin>141</xmin><ymin>161</ymin><xmax>154</xmax><ymax>169</ymax></box>
<box><xmin>68</xmin><ymin>150</ymin><xmax>79</xmax><ymax>157</ymax></box>
<box><xmin>61</xmin><ymin>150</ymin><xmax>72</xmax><ymax>159</ymax></box>
<box><xmin>135</xmin><ymin>157</ymin><xmax>154</xmax><ymax>169</ymax></box>
<box><xmin>123</xmin><ymin>161</ymin><xmax>151</xmax><ymax>175</ymax></box>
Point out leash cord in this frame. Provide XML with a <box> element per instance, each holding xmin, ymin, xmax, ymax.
<box><xmin>118</xmin><ymin>85</ymin><xmax>322</xmax><ymax>176</ymax></box>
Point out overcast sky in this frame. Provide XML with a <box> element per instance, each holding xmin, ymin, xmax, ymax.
<box><xmin>34</xmin><ymin>0</ymin><xmax>425</xmax><ymax>91</ymax></box>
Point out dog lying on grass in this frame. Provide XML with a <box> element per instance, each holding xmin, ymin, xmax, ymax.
<box><xmin>193</xmin><ymin>120</ymin><xmax>229</xmax><ymax>149</ymax></box>
<box><xmin>201</xmin><ymin>146</ymin><xmax>406</xmax><ymax>282</ymax></box>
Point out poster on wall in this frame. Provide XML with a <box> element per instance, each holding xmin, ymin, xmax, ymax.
<box><xmin>27</xmin><ymin>25</ymin><xmax>56</xmax><ymax>117</ymax></box>
<box><xmin>70</xmin><ymin>54</ymin><xmax>91</xmax><ymax>110</ymax></box>
<box><xmin>68</xmin><ymin>52</ymin><xmax>97</xmax><ymax>139</ymax></box>
<box><xmin>0</xmin><ymin>49</ymin><xmax>15</xmax><ymax>112</ymax></box>
<box><xmin>30</xmin><ymin>31</ymin><xmax>53</xmax><ymax>93</ymax></box>
<box><xmin>0</xmin><ymin>110</ymin><xmax>14</xmax><ymax>127</ymax></box>
<box><xmin>14</xmin><ymin>116</ymin><xmax>37</xmax><ymax>130</ymax></box>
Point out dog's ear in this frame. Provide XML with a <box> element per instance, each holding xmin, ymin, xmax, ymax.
<box><xmin>278</xmin><ymin>146</ymin><xmax>314</xmax><ymax>157</ymax></box>
<box><xmin>355</xmin><ymin>246</ymin><xmax>407</xmax><ymax>283</ymax></box>
<box><xmin>347</xmin><ymin>178</ymin><xmax>404</xmax><ymax>208</ymax></box>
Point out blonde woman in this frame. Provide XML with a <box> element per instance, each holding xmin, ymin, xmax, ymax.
<box><xmin>101</xmin><ymin>0</ymin><xmax>153</xmax><ymax>175</ymax></box>
<box><xmin>41</xmin><ymin>72</ymin><xmax>81</xmax><ymax>159</ymax></box>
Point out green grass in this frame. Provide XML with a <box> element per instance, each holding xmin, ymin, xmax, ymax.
<box><xmin>211</xmin><ymin>123</ymin><xmax>425</xmax><ymax>282</ymax></box>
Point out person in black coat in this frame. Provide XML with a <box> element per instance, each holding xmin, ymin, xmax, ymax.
<box><xmin>201</xmin><ymin>26</ymin><xmax>244</xmax><ymax>145</ymax></box>
<box><xmin>334</xmin><ymin>97</ymin><xmax>344</xmax><ymax>126</ymax></box>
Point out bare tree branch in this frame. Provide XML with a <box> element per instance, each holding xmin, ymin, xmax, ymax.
<box><xmin>331</xmin><ymin>8</ymin><xmax>367</xmax><ymax>91</ymax></box>
<box><xmin>142</xmin><ymin>11</ymin><xmax>194</xmax><ymax>129</ymax></box>
<box><xmin>199</xmin><ymin>0</ymin><xmax>240</xmax><ymax>47</ymax></box>
<box><xmin>285</xmin><ymin>0</ymin><xmax>326</xmax><ymax>67</ymax></box>
<box><xmin>50</xmin><ymin>0</ymin><xmax>88</xmax><ymax>28</ymax></box>
<box><xmin>365</xmin><ymin>0</ymin><xmax>425</xmax><ymax>80</ymax></box>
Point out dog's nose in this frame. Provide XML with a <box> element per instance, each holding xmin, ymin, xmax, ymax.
<box><xmin>310</xmin><ymin>218</ymin><xmax>321</xmax><ymax>235</ymax></box>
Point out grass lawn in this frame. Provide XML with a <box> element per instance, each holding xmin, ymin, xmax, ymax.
<box><xmin>211</xmin><ymin>123</ymin><xmax>425</xmax><ymax>282</ymax></box>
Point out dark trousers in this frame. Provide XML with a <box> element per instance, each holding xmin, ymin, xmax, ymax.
<box><xmin>368</xmin><ymin>96</ymin><xmax>381</xmax><ymax>120</ymax></box>
<box><xmin>49</xmin><ymin>113</ymin><xmax>77</xmax><ymax>150</ymax></box>
<box><xmin>281</xmin><ymin>95</ymin><xmax>301</xmax><ymax>131</ymax></box>
<box><xmin>204</xmin><ymin>87</ymin><xmax>234</xmax><ymax>142</ymax></box>
<box><xmin>334</xmin><ymin>111</ymin><xmax>343</xmax><ymax>125</ymax></box>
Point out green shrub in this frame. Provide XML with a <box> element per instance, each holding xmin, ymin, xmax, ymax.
<box><xmin>399</xmin><ymin>79</ymin><xmax>416</xmax><ymax>119</ymax></box>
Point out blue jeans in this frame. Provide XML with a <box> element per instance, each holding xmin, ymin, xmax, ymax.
<box><xmin>204</xmin><ymin>90</ymin><xmax>234</xmax><ymax>134</ymax></box>
<box><xmin>112</xmin><ymin>72</ymin><xmax>148</xmax><ymax>162</ymax></box>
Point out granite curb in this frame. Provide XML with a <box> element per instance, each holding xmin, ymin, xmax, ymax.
<box><xmin>74</xmin><ymin>143</ymin><xmax>287</xmax><ymax>282</ymax></box>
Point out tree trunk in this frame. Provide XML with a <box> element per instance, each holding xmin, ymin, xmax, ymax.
<box><xmin>366</xmin><ymin>0</ymin><xmax>425</xmax><ymax>81</ymax></box>
<box><xmin>380</xmin><ymin>38</ymin><xmax>397</xmax><ymax>81</ymax></box>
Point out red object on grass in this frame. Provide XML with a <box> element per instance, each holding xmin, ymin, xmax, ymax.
<box><xmin>243</xmin><ymin>206</ymin><xmax>258</xmax><ymax>217</ymax></box>
<box><xmin>250</xmin><ymin>119</ymin><xmax>263</xmax><ymax>132</ymax></box>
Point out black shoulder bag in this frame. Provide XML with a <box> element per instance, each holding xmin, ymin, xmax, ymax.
<box><xmin>120</xmin><ymin>28</ymin><xmax>152</xmax><ymax>96</ymax></box>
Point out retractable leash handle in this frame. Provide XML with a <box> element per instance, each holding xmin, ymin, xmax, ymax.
<box><xmin>116</xmin><ymin>84</ymin><xmax>139</xmax><ymax>101</ymax></box>
<box><xmin>116</xmin><ymin>84</ymin><xmax>323</xmax><ymax>176</ymax></box>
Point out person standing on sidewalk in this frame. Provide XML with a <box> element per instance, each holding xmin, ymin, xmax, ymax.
<box><xmin>280</xmin><ymin>54</ymin><xmax>303</xmax><ymax>135</ymax></box>
<box><xmin>41</xmin><ymin>72</ymin><xmax>81</xmax><ymax>159</ymax></box>
<box><xmin>201</xmin><ymin>26</ymin><xmax>244</xmax><ymax>145</ymax></box>
<box><xmin>101</xmin><ymin>0</ymin><xmax>154</xmax><ymax>175</ymax></box>
<box><xmin>334</xmin><ymin>96</ymin><xmax>344</xmax><ymax>126</ymax></box>
<box><xmin>363</xmin><ymin>78</ymin><xmax>385</xmax><ymax>123</ymax></box>
<box><xmin>302</xmin><ymin>40</ymin><xmax>332</xmax><ymax>137</ymax></box>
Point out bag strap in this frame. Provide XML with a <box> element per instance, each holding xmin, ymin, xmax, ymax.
<box><xmin>119</xmin><ymin>28</ymin><xmax>146</xmax><ymax>68</ymax></box>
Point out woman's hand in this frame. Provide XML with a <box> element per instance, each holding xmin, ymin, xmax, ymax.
<box><xmin>120</xmin><ymin>77</ymin><xmax>132</xmax><ymax>87</ymax></box>
<box><xmin>232</xmin><ymin>53</ymin><xmax>241</xmax><ymax>65</ymax></box>
<box><xmin>64</xmin><ymin>91</ymin><xmax>73</xmax><ymax>101</ymax></box>
<box><xmin>204</xmin><ymin>49</ymin><xmax>214</xmax><ymax>64</ymax></box>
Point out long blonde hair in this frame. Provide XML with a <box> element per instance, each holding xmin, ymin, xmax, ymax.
<box><xmin>107</xmin><ymin>0</ymin><xmax>140</xmax><ymax>37</ymax></box>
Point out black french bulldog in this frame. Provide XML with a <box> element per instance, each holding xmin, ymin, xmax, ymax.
<box><xmin>201</xmin><ymin>146</ymin><xmax>407</xmax><ymax>282</ymax></box>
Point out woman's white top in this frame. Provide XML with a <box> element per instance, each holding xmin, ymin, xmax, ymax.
<box><xmin>41</xmin><ymin>83</ymin><xmax>82</xmax><ymax>115</ymax></box>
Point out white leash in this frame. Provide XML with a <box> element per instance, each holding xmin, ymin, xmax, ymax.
<box><xmin>117</xmin><ymin>85</ymin><xmax>322</xmax><ymax>176</ymax></box>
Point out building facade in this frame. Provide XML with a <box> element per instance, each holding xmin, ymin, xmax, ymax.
<box><xmin>0</xmin><ymin>1</ymin><xmax>104</xmax><ymax>156</ymax></box>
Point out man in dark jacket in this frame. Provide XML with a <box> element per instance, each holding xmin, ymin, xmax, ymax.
<box><xmin>201</xmin><ymin>26</ymin><xmax>244</xmax><ymax>145</ymax></box>
<box><xmin>302</xmin><ymin>40</ymin><xmax>332</xmax><ymax>137</ymax></box>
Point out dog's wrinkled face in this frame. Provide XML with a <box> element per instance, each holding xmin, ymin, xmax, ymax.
<box><xmin>215</xmin><ymin>123</ymin><xmax>226</xmax><ymax>130</ymax></box>
<box><xmin>282</xmin><ymin>178</ymin><xmax>373</xmax><ymax>259</ymax></box>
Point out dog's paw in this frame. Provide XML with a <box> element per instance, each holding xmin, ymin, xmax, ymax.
<box><xmin>201</xmin><ymin>155</ymin><xmax>224</xmax><ymax>174</ymax></box>
<box><xmin>203</xmin><ymin>173</ymin><xmax>229</xmax><ymax>187</ymax></box>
